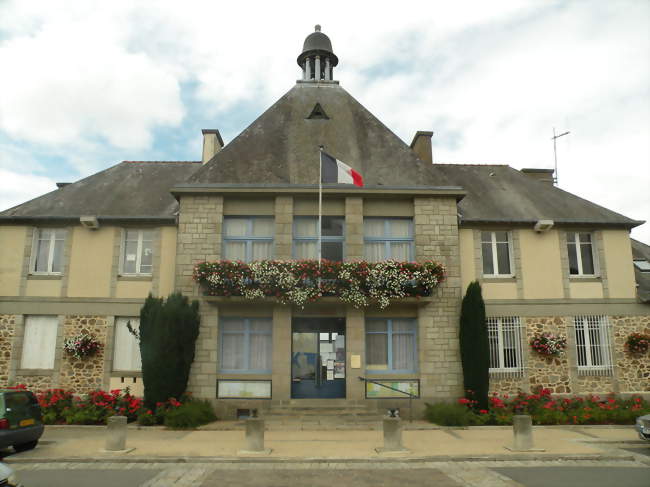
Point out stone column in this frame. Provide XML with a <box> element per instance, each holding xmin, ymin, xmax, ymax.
<box><xmin>274</xmin><ymin>196</ymin><xmax>293</xmax><ymax>260</ymax></box>
<box><xmin>239</xmin><ymin>418</ymin><xmax>271</xmax><ymax>454</ymax></box>
<box><xmin>315</xmin><ymin>56</ymin><xmax>321</xmax><ymax>81</ymax></box>
<box><xmin>325</xmin><ymin>57</ymin><xmax>331</xmax><ymax>81</ymax></box>
<box><xmin>305</xmin><ymin>57</ymin><xmax>311</xmax><ymax>80</ymax></box>
<box><xmin>272</xmin><ymin>305</ymin><xmax>292</xmax><ymax>401</ymax></box>
<box><xmin>507</xmin><ymin>414</ymin><xmax>544</xmax><ymax>452</ymax></box>
<box><xmin>376</xmin><ymin>417</ymin><xmax>408</xmax><ymax>453</ymax></box>
<box><xmin>105</xmin><ymin>416</ymin><xmax>128</xmax><ymax>451</ymax></box>
<box><xmin>345</xmin><ymin>197</ymin><xmax>363</xmax><ymax>260</ymax></box>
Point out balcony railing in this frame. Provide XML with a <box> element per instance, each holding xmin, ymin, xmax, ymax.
<box><xmin>193</xmin><ymin>259</ymin><xmax>445</xmax><ymax>309</ymax></box>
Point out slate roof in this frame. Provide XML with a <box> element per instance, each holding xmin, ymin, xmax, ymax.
<box><xmin>185</xmin><ymin>83</ymin><xmax>455</xmax><ymax>188</ymax></box>
<box><xmin>631</xmin><ymin>239</ymin><xmax>650</xmax><ymax>303</ymax></box>
<box><xmin>0</xmin><ymin>161</ymin><xmax>201</xmax><ymax>222</ymax></box>
<box><xmin>435</xmin><ymin>164</ymin><xmax>643</xmax><ymax>228</ymax></box>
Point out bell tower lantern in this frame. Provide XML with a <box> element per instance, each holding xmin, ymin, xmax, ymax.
<box><xmin>297</xmin><ymin>25</ymin><xmax>339</xmax><ymax>82</ymax></box>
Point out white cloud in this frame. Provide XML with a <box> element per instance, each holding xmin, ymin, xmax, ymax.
<box><xmin>0</xmin><ymin>0</ymin><xmax>647</xmax><ymax>241</ymax></box>
<box><xmin>0</xmin><ymin>169</ymin><xmax>56</xmax><ymax>211</ymax></box>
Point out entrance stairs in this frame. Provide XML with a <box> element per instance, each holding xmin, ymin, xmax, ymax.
<box><xmin>262</xmin><ymin>399</ymin><xmax>384</xmax><ymax>430</ymax></box>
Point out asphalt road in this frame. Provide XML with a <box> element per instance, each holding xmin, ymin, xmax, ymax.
<box><xmin>494</xmin><ymin>467</ymin><xmax>650</xmax><ymax>487</ymax></box>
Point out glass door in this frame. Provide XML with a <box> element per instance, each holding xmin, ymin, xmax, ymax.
<box><xmin>291</xmin><ymin>319</ymin><xmax>345</xmax><ymax>398</ymax></box>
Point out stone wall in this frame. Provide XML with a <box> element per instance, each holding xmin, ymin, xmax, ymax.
<box><xmin>0</xmin><ymin>315</ymin><xmax>16</xmax><ymax>386</ymax></box>
<box><xmin>525</xmin><ymin>316</ymin><xmax>572</xmax><ymax>394</ymax></box>
<box><xmin>415</xmin><ymin>197</ymin><xmax>463</xmax><ymax>400</ymax></box>
<box><xmin>59</xmin><ymin>315</ymin><xmax>109</xmax><ymax>393</ymax></box>
<box><xmin>611</xmin><ymin>315</ymin><xmax>650</xmax><ymax>393</ymax></box>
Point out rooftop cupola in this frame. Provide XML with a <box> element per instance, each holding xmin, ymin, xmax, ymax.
<box><xmin>297</xmin><ymin>25</ymin><xmax>338</xmax><ymax>82</ymax></box>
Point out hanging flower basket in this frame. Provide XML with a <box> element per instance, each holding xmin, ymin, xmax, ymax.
<box><xmin>530</xmin><ymin>332</ymin><xmax>567</xmax><ymax>357</ymax></box>
<box><xmin>193</xmin><ymin>259</ymin><xmax>445</xmax><ymax>309</ymax></box>
<box><xmin>63</xmin><ymin>333</ymin><xmax>102</xmax><ymax>360</ymax></box>
<box><xmin>625</xmin><ymin>332</ymin><xmax>650</xmax><ymax>355</ymax></box>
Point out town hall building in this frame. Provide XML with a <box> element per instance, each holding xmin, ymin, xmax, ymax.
<box><xmin>0</xmin><ymin>27</ymin><xmax>648</xmax><ymax>419</ymax></box>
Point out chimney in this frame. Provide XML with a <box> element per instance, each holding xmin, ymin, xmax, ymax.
<box><xmin>201</xmin><ymin>129</ymin><xmax>224</xmax><ymax>164</ymax></box>
<box><xmin>410</xmin><ymin>131</ymin><xmax>433</xmax><ymax>164</ymax></box>
<box><xmin>520</xmin><ymin>168</ymin><xmax>555</xmax><ymax>185</ymax></box>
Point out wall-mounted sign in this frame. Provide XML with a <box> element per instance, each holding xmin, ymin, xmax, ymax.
<box><xmin>217</xmin><ymin>380</ymin><xmax>272</xmax><ymax>399</ymax></box>
<box><xmin>365</xmin><ymin>380</ymin><xmax>419</xmax><ymax>399</ymax></box>
<box><xmin>350</xmin><ymin>354</ymin><xmax>361</xmax><ymax>369</ymax></box>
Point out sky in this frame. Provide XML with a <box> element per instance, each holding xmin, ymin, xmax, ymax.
<box><xmin>0</xmin><ymin>0</ymin><xmax>648</xmax><ymax>243</ymax></box>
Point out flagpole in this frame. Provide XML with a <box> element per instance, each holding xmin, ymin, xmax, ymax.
<box><xmin>318</xmin><ymin>146</ymin><xmax>323</xmax><ymax>271</ymax></box>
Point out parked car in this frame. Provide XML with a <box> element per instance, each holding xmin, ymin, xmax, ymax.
<box><xmin>635</xmin><ymin>414</ymin><xmax>650</xmax><ymax>441</ymax></box>
<box><xmin>0</xmin><ymin>461</ymin><xmax>23</xmax><ymax>486</ymax></box>
<box><xmin>0</xmin><ymin>389</ymin><xmax>44</xmax><ymax>453</ymax></box>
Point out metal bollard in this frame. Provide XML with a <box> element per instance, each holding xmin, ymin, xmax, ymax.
<box><xmin>376</xmin><ymin>416</ymin><xmax>408</xmax><ymax>453</ymax></box>
<box><xmin>239</xmin><ymin>417</ymin><xmax>271</xmax><ymax>455</ymax></box>
<box><xmin>105</xmin><ymin>415</ymin><xmax>128</xmax><ymax>451</ymax></box>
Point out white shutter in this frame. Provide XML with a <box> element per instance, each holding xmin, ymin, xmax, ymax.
<box><xmin>113</xmin><ymin>317</ymin><xmax>142</xmax><ymax>371</ymax></box>
<box><xmin>21</xmin><ymin>316</ymin><xmax>58</xmax><ymax>369</ymax></box>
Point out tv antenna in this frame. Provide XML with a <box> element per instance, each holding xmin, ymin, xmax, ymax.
<box><xmin>551</xmin><ymin>127</ymin><xmax>570</xmax><ymax>185</ymax></box>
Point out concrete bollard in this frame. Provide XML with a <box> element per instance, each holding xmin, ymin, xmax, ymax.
<box><xmin>506</xmin><ymin>414</ymin><xmax>544</xmax><ymax>452</ymax></box>
<box><xmin>238</xmin><ymin>418</ymin><xmax>271</xmax><ymax>455</ymax></box>
<box><xmin>376</xmin><ymin>417</ymin><xmax>408</xmax><ymax>453</ymax></box>
<box><xmin>105</xmin><ymin>415</ymin><xmax>128</xmax><ymax>452</ymax></box>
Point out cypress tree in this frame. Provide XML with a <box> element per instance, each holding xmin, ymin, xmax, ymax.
<box><xmin>459</xmin><ymin>281</ymin><xmax>489</xmax><ymax>410</ymax></box>
<box><xmin>138</xmin><ymin>293</ymin><xmax>200</xmax><ymax>409</ymax></box>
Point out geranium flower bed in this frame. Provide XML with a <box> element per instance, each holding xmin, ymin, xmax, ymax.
<box><xmin>193</xmin><ymin>259</ymin><xmax>445</xmax><ymax>308</ymax></box>
<box><xmin>426</xmin><ymin>389</ymin><xmax>650</xmax><ymax>426</ymax></box>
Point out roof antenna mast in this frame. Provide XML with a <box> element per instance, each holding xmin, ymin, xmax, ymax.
<box><xmin>551</xmin><ymin>127</ymin><xmax>570</xmax><ymax>185</ymax></box>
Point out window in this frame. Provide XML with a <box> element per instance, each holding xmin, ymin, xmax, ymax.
<box><xmin>364</xmin><ymin>218</ymin><xmax>414</xmax><ymax>262</ymax></box>
<box><xmin>567</xmin><ymin>232</ymin><xmax>596</xmax><ymax>276</ymax></box>
<box><xmin>487</xmin><ymin>317</ymin><xmax>523</xmax><ymax>376</ymax></box>
<box><xmin>121</xmin><ymin>230</ymin><xmax>153</xmax><ymax>275</ymax></box>
<box><xmin>481</xmin><ymin>231</ymin><xmax>512</xmax><ymax>276</ymax></box>
<box><xmin>219</xmin><ymin>318</ymin><xmax>272</xmax><ymax>373</ymax></box>
<box><xmin>293</xmin><ymin>216</ymin><xmax>344</xmax><ymax>261</ymax></box>
<box><xmin>573</xmin><ymin>315</ymin><xmax>612</xmax><ymax>375</ymax></box>
<box><xmin>113</xmin><ymin>317</ymin><xmax>141</xmax><ymax>372</ymax></box>
<box><xmin>32</xmin><ymin>228</ymin><xmax>66</xmax><ymax>274</ymax></box>
<box><xmin>365</xmin><ymin>318</ymin><xmax>417</xmax><ymax>372</ymax></box>
<box><xmin>223</xmin><ymin>217</ymin><xmax>274</xmax><ymax>262</ymax></box>
<box><xmin>21</xmin><ymin>316</ymin><xmax>58</xmax><ymax>369</ymax></box>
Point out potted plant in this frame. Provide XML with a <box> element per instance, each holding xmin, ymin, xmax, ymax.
<box><xmin>530</xmin><ymin>332</ymin><xmax>567</xmax><ymax>357</ymax></box>
<box><xmin>63</xmin><ymin>332</ymin><xmax>102</xmax><ymax>360</ymax></box>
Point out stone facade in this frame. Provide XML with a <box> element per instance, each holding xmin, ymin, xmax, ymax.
<box><xmin>526</xmin><ymin>316</ymin><xmax>572</xmax><ymax>394</ymax></box>
<box><xmin>0</xmin><ymin>314</ymin><xmax>16</xmax><ymax>385</ymax></box>
<box><xmin>59</xmin><ymin>315</ymin><xmax>109</xmax><ymax>393</ymax></box>
<box><xmin>611</xmin><ymin>315</ymin><xmax>650</xmax><ymax>393</ymax></box>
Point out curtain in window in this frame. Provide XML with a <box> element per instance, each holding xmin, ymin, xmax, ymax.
<box><xmin>364</xmin><ymin>242</ymin><xmax>385</xmax><ymax>262</ymax></box>
<box><xmin>35</xmin><ymin>233</ymin><xmax>51</xmax><ymax>272</ymax></box>
<box><xmin>295</xmin><ymin>241</ymin><xmax>317</xmax><ymax>259</ymax></box>
<box><xmin>294</xmin><ymin>218</ymin><xmax>317</xmax><ymax>237</ymax></box>
<box><xmin>252</xmin><ymin>218</ymin><xmax>274</xmax><ymax>237</ymax></box>
<box><xmin>221</xmin><ymin>333</ymin><xmax>245</xmax><ymax>370</ymax></box>
<box><xmin>113</xmin><ymin>317</ymin><xmax>142</xmax><ymax>371</ymax></box>
<box><xmin>249</xmin><ymin>333</ymin><xmax>272</xmax><ymax>370</ymax></box>
<box><xmin>364</xmin><ymin>219</ymin><xmax>385</xmax><ymax>237</ymax></box>
<box><xmin>390</xmin><ymin>242</ymin><xmax>411</xmax><ymax>261</ymax></box>
<box><xmin>224</xmin><ymin>241</ymin><xmax>247</xmax><ymax>261</ymax></box>
<box><xmin>366</xmin><ymin>334</ymin><xmax>388</xmax><ymax>369</ymax></box>
<box><xmin>252</xmin><ymin>241</ymin><xmax>273</xmax><ymax>260</ymax></box>
<box><xmin>389</xmin><ymin>220</ymin><xmax>411</xmax><ymax>238</ymax></box>
<box><xmin>21</xmin><ymin>316</ymin><xmax>58</xmax><ymax>369</ymax></box>
<box><xmin>224</xmin><ymin>218</ymin><xmax>249</xmax><ymax>237</ymax></box>
<box><xmin>392</xmin><ymin>319</ymin><xmax>415</xmax><ymax>370</ymax></box>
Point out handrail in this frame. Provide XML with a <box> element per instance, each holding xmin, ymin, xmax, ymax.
<box><xmin>358</xmin><ymin>376</ymin><xmax>416</xmax><ymax>422</ymax></box>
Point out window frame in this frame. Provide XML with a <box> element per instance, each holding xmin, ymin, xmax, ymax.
<box><xmin>112</xmin><ymin>317</ymin><xmax>142</xmax><ymax>372</ymax></box>
<box><xmin>30</xmin><ymin>228</ymin><xmax>66</xmax><ymax>275</ymax></box>
<box><xmin>292</xmin><ymin>216</ymin><xmax>345</xmax><ymax>261</ymax></box>
<box><xmin>566</xmin><ymin>231</ymin><xmax>598</xmax><ymax>277</ymax></box>
<box><xmin>573</xmin><ymin>315</ymin><xmax>613</xmax><ymax>375</ymax></box>
<box><xmin>222</xmin><ymin>216</ymin><xmax>274</xmax><ymax>263</ymax></box>
<box><xmin>219</xmin><ymin>317</ymin><xmax>273</xmax><ymax>374</ymax></box>
<box><xmin>20</xmin><ymin>315</ymin><xmax>58</xmax><ymax>370</ymax></box>
<box><xmin>363</xmin><ymin>218</ymin><xmax>415</xmax><ymax>262</ymax></box>
<box><xmin>486</xmin><ymin>316</ymin><xmax>524</xmax><ymax>376</ymax></box>
<box><xmin>365</xmin><ymin>318</ymin><xmax>418</xmax><ymax>374</ymax></box>
<box><xmin>119</xmin><ymin>229</ymin><xmax>154</xmax><ymax>276</ymax></box>
<box><xmin>480</xmin><ymin>230</ymin><xmax>514</xmax><ymax>278</ymax></box>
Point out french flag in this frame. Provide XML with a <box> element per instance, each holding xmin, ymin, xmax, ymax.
<box><xmin>321</xmin><ymin>151</ymin><xmax>363</xmax><ymax>187</ymax></box>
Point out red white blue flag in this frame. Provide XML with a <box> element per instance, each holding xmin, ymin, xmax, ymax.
<box><xmin>320</xmin><ymin>151</ymin><xmax>363</xmax><ymax>187</ymax></box>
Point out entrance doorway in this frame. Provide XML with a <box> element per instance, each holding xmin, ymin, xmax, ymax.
<box><xmin>291</xmin><ymin>318</ymin><xmax>346</xmax><ymax>399</ymax></box>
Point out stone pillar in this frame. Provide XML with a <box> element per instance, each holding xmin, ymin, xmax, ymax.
<box><xmin>105</xmin><ymin>416</ymin><xmax>127</xmax><ymax>451</ymax></box>
<box><xmin>305</xmin><ymin>56</ymin><xmax>311</xmax><ymax>80</ymax></box>
<box><xmin>376</xmin><ymin>417</ymin><xmax>408</xmax><ymax>453</ymax></box>
<box><xmin>274</xmin><ymin>196</ymin><xmax>293</xmax><ymax>260</ymax></box>
<box><xmin>239</xmin><ymin>418</ymin><xmax>271</xmax><ymax>454</ymax></box>
<box><xmin>272</xmin><ymin>305</ymin><xmax>292</xmax><ymax>401</ymax></box>
<box><xmin>186</xmin><ymin>304</ymin><xmax>219</xmax><ymax>399</ymax></box>
<box><xmin>507</xmin><ymin>414</ymin><xmax>544</xmax><ymax>452</ymax></box>
<box><xmin>345</xmin><ymin>306</ymin><xmax>365</xmax><ymax>400</ymax></box>
<box><xmin>303</xmin><ymin>61</ymin><xmax>307</xmax><ymax>80</ymax></box>
<box><xmin>345</xmin><ymin>197</ymin><xmax>363</xmax><ymax>260</ymax></box>
<box><xmin>315</xmin><ymin>56</ymin><xmax>321</xmax><ymax>81</ymax></box>
<box><xmin>325</xmin><ymin>57</ymin><xmax>331</xmax><ymax>80</ymax></box>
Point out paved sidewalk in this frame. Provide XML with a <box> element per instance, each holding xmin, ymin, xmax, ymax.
<box><xmin>1</xmin><ymin>423</ymin><xmax>645</xmax><ymax>463</ymax></box>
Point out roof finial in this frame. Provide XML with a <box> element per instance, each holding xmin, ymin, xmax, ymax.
<box><xmin>315</xmin><ymin>24</ymin><xmax>321</xmax><ymax>32</ymax></box>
